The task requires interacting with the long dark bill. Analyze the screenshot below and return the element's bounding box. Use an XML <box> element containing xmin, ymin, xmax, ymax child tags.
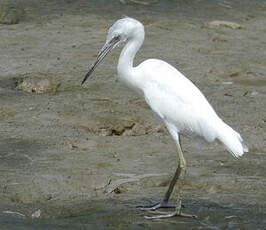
<box><xmin>81</xmin><ymin>36</ymin><xmax>120</xmax><ymax>85</ymax></box>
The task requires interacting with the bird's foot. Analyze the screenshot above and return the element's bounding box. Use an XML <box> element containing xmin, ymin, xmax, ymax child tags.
<box><xmin>144</xmin><ymin>210</ymin><xmax>197</xmax><ymax>219</ymax></box>
<box><xmin>139</xmin><ymin>200</ymin><xmax>176</xmax><ymax>211</ymax></box>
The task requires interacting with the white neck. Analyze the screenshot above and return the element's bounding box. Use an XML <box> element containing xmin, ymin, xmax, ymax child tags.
<box><xmin>117</xmin><ymin>32</ymin><xmax>144</xmax><ymax>77</ymax></box>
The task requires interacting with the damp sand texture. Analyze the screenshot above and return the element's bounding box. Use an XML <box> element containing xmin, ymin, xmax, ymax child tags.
<box><xmin>0</xmin><ymin>0</ymin><xmax>266</xmax><ymax>229</ymax></box>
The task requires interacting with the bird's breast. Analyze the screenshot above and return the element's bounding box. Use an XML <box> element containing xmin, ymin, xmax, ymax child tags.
<box><xmin>118</xmin><ymin>70</ymin><xmax>145</xmax><ymax>97</ymax></box>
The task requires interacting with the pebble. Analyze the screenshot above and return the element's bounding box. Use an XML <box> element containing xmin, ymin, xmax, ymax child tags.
<box><xmin>31</xmin><ymin>209</ymin><xmax>41</xmax><ymax>218</ymax></box>
<box><xmin>250</xmin><ymin>91</ymin><xmax>259</xmax><ymax>96</ymax></box>
<box><xmin>222</xmin><ymin>81</ymin><xmax>233</xmax><ymax>85</ymax></box>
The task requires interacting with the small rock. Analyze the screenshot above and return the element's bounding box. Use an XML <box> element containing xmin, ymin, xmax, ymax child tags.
<box><xmin>225</xmin><ymin>215</ymin><xmax>238</xmax><ymax>219</ymax></box>
<box><xmin>229</xmin><ymin>71</ymin><xmax>241</xmax><ymax>77</ymax></box>
<box><xmin>250</xmin><ymin>91</ymin><xmax>259</xmax><ymax>97</ymax></box>
<box><xmin>17</xmin><ymin>73</ymin><xmax>61</xmax><ymax>94</ymax></box>
<box><xmin>204</xmin><ymin>20</ymin><xmax>243</xmax><ymax>29</ymax></box>
<box><xmin>31</xmin><ymin>209</ymin><xmax>41</xmax><ymax>218</ymax></box>
<box><xmin>69</xmin><ymin>140</ymin><xmax>98</xmax><ymax>151</ymax></box>
<box><xmin>222</xmin><ymin>81</ymin><xmax>233</xmax><ymax>85</ymax></box>
<box><xmin>224</xmin><ymin>93</ymin><xmax>233</xmax><ymax>97</ymax></box>
<box><xmin>210</xmin><ymin>34</ymin><xmax>227</xmax><ymax>42</ymax></box>
<box><xmin>113</xmin><ymin>187</ymin><xmax>122</xmax><ymax>194</ymax></box>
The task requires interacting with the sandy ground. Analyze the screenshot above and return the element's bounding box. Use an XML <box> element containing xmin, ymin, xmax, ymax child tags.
<box><xmin>0</xmin><ymin>0</ymin><xmax>265</xmax><ymax>229</ymax></box>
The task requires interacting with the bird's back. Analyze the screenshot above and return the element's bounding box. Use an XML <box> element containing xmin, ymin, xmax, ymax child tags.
<box><xmin>135</xmin><ymin>59</ymin><xmax>220</xmax><ymax>142</ymax></box>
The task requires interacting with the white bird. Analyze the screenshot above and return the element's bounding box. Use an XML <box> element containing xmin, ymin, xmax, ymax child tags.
<box><xmin>81</xmin><ymin>17</ymin><xmax>248</xmax><ymax>219</ymax></box>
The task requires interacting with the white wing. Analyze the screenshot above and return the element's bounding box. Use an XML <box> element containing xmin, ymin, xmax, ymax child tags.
<box><xmin>135</xmin><ymin>59</ymin><xmax>221</xmax><ymax>142</ymax></box>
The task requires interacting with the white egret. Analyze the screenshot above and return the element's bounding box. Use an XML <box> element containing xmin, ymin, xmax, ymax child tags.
<box><xmin>81</xmin><ymin>17</ymin><xmax>248</xmax><ymax>219</ymax></box>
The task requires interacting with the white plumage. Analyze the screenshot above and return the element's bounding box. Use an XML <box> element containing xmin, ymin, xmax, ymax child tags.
<box><xmin>82</xmin><ymin>17</ymin><xmax>248</xmax><ymax>219</ymax></box>
<box><xmin>136</xmin><ymin>58</ymin><xmax>247</xmax><ymax>157</ymax></box>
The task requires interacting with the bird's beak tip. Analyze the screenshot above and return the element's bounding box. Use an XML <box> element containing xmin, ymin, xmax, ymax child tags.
<box><xmin>81</xmin><ymin>79</ymin><xmax>86</xmax><ymax>86</ymax></box>
<box><xmin>81</xmin><ymin>36</ymin><xmax>120</xmax><ymax>86</ymax></box>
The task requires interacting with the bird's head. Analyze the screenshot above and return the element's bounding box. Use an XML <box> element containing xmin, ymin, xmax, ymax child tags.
<box><xmin>81</xmin><ymin>17</ymin><xmax>144</xmax><ymax>85</ymax></box>
<box><xmin>107</xmin><ymin>17</ymin><xmax>144</xmax><ymax>46</ymax></box>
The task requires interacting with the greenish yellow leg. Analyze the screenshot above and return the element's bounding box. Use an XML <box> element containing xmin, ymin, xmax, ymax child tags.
<box><xmin>144</xmin><ymin>133</ymin><xmax>197</xmax><ymax>219</ymax></box>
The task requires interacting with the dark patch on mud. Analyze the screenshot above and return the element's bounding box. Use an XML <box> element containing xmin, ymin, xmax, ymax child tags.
<box><xmin>0</xmin><ymin>138</ymin><xmax>45</xmax><ymax>167</ymax></box>
<box><xmin>0</xmin><ymin>76</ymin><xmax>22</xmax><ymax>90</ymax></box>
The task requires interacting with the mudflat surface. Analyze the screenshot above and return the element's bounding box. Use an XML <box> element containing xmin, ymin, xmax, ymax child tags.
<box><xmin>0</xmin><ymin>0</ymin><xmax>265</xmax><ymax>229</ymax></box>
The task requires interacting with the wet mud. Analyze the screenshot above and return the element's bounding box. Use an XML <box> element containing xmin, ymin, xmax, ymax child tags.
<box><xmin>0</xmin><ymin>0</ymin><xmax>265</xmax><ymax>229</ymax></box>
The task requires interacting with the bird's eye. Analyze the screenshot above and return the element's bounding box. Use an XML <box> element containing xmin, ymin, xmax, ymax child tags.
<box><xmin>114</xmin><ymin>35</ymin><xmax>120</xmax><ymax>40</ymax></box>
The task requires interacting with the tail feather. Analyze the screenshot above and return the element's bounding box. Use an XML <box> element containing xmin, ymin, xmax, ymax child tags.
<box><xmin>217</xmin><ymin>122</ymin><xmax>248</xmax><ymax>158</ymax></box>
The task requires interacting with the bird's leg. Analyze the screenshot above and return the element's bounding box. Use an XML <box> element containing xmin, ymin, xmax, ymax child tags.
<box><xmin>144</xmin><ymin>133</ymin><xmax>197</xmax><ymax>219</ymax></box>
<box><xmin>140</xmin><ymin>164</ymin><xmax>181</xmax><ymax>210</ymax></box>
